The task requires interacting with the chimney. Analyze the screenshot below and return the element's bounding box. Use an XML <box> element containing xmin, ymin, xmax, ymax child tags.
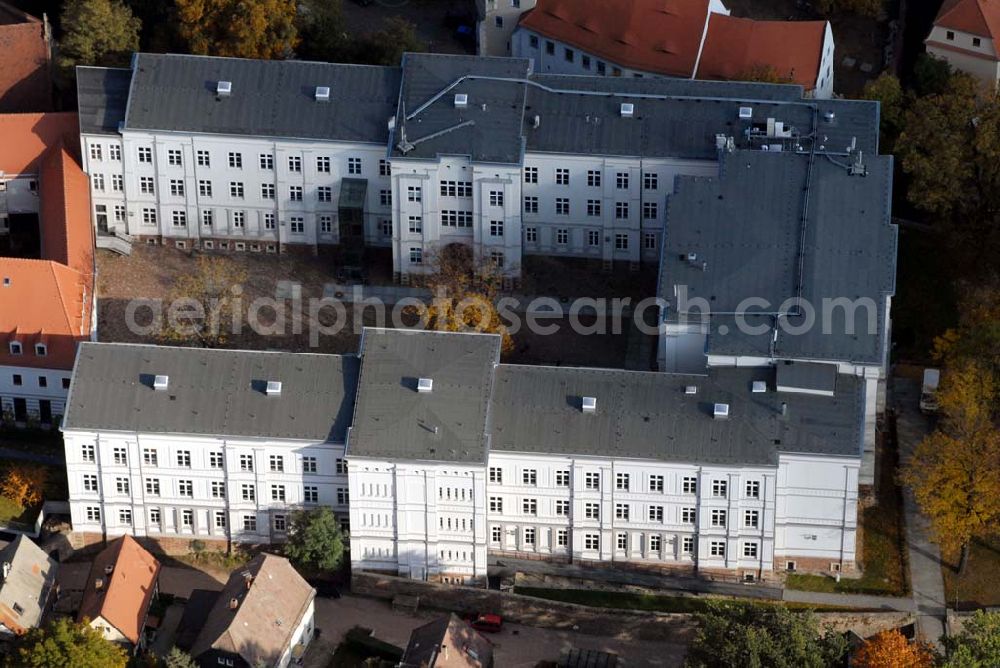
<box><xmin>95</xmin><ymin>578</ymin><xmax>104</xmax><ymax>591</ymax></box>
<box><xmin>781</xmin><ymin>402</ymin><xmax>788</xmax><ymax>417</ymax></box>
<box><xmin>104</xmin><ymin>564</ymin><xmax>114</xmax><ymax>575</ymax></box>
<box><xmin>229</xmin><ymin>597</ymin><xmax>239</xmax><ymax>610</ymax></box>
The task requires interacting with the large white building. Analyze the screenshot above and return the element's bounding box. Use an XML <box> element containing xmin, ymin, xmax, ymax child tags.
<box><xmin>925</xmin><ymin>0</ymin><xmax>1000</xmax><ymax>91</ymax></box>
<box><xmin>64</xmin><ymin>329</ymin><xmax>867</xmax><ymax>585</ymax></box>
<box><xmin>77</xmin><ymin>52</ymin><xmax>869</xmax><ymax>281</ymax></box>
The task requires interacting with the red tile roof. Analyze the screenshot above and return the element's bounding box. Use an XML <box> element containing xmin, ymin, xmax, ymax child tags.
<box><xmin>697</xmin><ymin>14</ymin><xmax>828</xmax><ymax>88</ymax></box>
<box><xmin>0</xmin><ymin>113</ymin><xmax>94</xmax><ymax>371</ymax></box>
<box><xmin>0</xmin><ymin>2</ymin><xmax>52</xmax><ymax>113</ymax></box>
<box><xmin>519</xmin><ymin>0</ymin><xmax>714</xmax><ymax>77</ymax></box>
<box><xmin>518</xmin><ymin>0</ymin><xmax>829</xmax><ymax>89</ymax></box>
<box><xmin>78</xmin><ymin>536</ymin><xmax>160</xmax><ymax>646</ymax></box>
<box><xmin>934</xmin><ymin>0</ymin><xmax>1000</xmax><ymax>41</ymax></box>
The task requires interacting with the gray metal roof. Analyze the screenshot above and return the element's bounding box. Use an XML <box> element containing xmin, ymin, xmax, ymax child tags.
<box><xmin>660</xmin><ymin>150</ymin><xmax>897</xmax><ymax>366</ymax></box>
<box><xmin>125</xmin><ymin>53</ymin><xmax>401</xmax><ymax>143</ymax></box>
<box><xmin>347</xmin><ymin>328</ymin><xmax>502</xmax><ymax>463</ymax></box>
<box><xmin>76</xmin><ymin>66</ymin><xmax>131</xmax><ymax>135</ymax></box>
<box><xmin>490</xmin><ymin>364</ymin><xmax>863</xmax><ymax>465</ymax></box>
<box><xmin>0</xmin><ymin>535</ymin><xmax>58</xmax><ymax>633</ymax></box>
<box><xmin>776</xmin><ymin>360</ymin><xmax>837</xmax><ymax>395</ymax></box>
<box><xmin>392</xmin><ymin>53</ymin><xmax>531</xmax><ymax>164</ymax></box>
<box><xmin>62</xmin><ymin>343</ymin><xmax>360</xmax><ymax>441</ymax></box>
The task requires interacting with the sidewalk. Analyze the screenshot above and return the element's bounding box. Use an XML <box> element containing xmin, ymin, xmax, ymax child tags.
<box><xmin>893</xmin><ymin>375</ymin><xmax>948</xmax><ymax>649</ymax></box>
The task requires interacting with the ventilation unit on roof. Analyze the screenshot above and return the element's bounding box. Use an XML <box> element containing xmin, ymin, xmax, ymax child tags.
<box><xmin>752</xmin><ymin>380</ymin><xmax>767</xmax><ymax>393</ymax></box>
<box><xmin>620</xmin><ymin>102</ymin><xmax>635</xmax><ymax>118</ymax></box>
<box><xmin>417</xmin><ymin>377</ymin><xmax>433</xmax><ymax>393</ymax></box>
<box><xmin>315</xmin><ymin>86</ymin><xmax>331</xmax><ymax>102</ymax></box>
<box><xmin>153</xmin><ymin>375</ymin><xmax>169</xmax><ymax>391</ymax></box>
<box><xmin>824</xmin><ymin>110</ymin><xmax>836</xmax><ymax>123</ymax></box>
<box><xmin>684</xmin><ymin>385</ymin><xmax>697</xmax><ymax>395</ymax></box>
<box><xmin>265</xmin><ymin>380</ymin><xmax>282</xmax><ymax>396</ymax></box>
<box><xmin>686</xmin><ymin>252</ymin><xmax>698</xmax><ymax>264</ymax></box>
<box><xmin>454</xmin><ymin>93</ymin><xmax>468</xmax><ymax>108</ymax></box>
<box><xmin>217</xmin><ymin>80</ymin><xmax>232</xmax><ymax>97</ymax></box>
<box><xmin>739</xmin><ymin>106</ymin><xmax>753</xmax><ymax>120</ymax></box>
<box><xmin>713</xmin><ymin>403</ymin><xmax>730</xmax><ymax>419</ymax></box>
<box><xmin>581</xmin><ymin>396</ymin><xmax>597</xmax><ymax>413</ymax></box>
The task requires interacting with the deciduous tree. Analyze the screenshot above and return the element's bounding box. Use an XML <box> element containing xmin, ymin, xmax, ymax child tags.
<box><xmin>860</xmin><ymin>72</ymin><xmax>904</xmax><ymax>151</ymax></box>
<box><xmin>0</xmin><ymin>463</ymin><xmax>49</xmax><ymax>508</ymax></box>
<box><xmin>409</xmin><ymin>244</ymin><xmax>514</xmax><ymax>353</ymax></box>
<box><xmin>356</xmin><ymin>17</ymin><xmax>426</xmax><ymax>66</ymax></box>
<box><xmin>15</xmin><ymin>617</ymin><xmax>128</xmax><ymax>668</ymax></box>
<box><xmin>942</xmin><ymin>610</ymin><xmax>1000</xmax><ymax>667</ymax></box>
<box><xmin>163</xmin><ymin>646</ymin><xmax>198</xmax><ymax>668</ymax></box>
<box><xmin>297</xmin><ymin>0</ymin><xmax>349</xmax><ymax>62</ymax></box>
<box><xmin>815</xmin><ymin>0</ymin><xmax>883</xmax><ymax>18</ymax></box>
<box><xmin>162</xmin><ymin>255</ymin><xmax>248</xmax><ymax>347</ymax></box>
<box><xmin>901</xmin><ymin>361</ymin><xmax>1000</xmax><ymax>573</ymax></box>
<box><xmin>59</xmin><ymin>0</ymin><xmax>141</xmax><ymax>69</ymax></box>
<box><xmin>283</xmin><ymin>507</ymin><xmax>345</xmax><ymax>573</ymax></box>
<box><xmin>174</xmin><ymin>0</ymin><xmax>298</xmax><ymax>59</ymax></box>
<box><xmin>853</xmin><ymin>628</ymin><xmax>935</xmax><ymax>668</ymax></box>
<box><xmin>735</xmin><ymin>64</ymin><xmax>794</xmax><ymax>85</ymax></box>
<box><xmin>685</xmin><ymin>602</ymin><xmax>848</xmax><ymax>668</ymax></box>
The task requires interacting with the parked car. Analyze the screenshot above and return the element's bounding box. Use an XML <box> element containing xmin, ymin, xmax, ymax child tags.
<box><xmin>464</xmin><ymin>613</ymin><xmax>503</xmax><ymax>633</ymax></box>
<box><xmin>920</xmin><ymin>368</ymin><xmax>940</xmax><ymax>414</ymax></box>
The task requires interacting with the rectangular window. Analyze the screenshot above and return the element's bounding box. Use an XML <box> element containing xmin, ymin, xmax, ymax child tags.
<box><xmin>112</xmin><ymin>175</ymin><xmax>124</xmax><ymax>192</ymax></box>
<box><xmin>712</xmin><ymin>480</ymin><xmax>728</xmax><ymax>498</ymax></box>
<box><xmin>289</xmin><ymin>186</ymin><xmax>303</xmax><ymax>201</ymax></box>
<box><xmin>489</xmin><ymin>190</ymin><xmax>504</xmax><ymax>207</ymax></box>
<box><xmin>585</xmin><ymin>534</ymin><xmax>599</xmax><ymax>551</ymax></box>
<box><xmin>615</xmin><ymin>203</ymin><xmax>629</xmax><ymax>220</ymax></box>
<box><xmin>546</xmin><ymin>41</ymin><xmax>555</xmax><ymax>55</ymax></box>
<box><xmin>615</xmin><ymin>233</ymin><xmax>629</xmax><ymax>250</ymax></box>
<box><xmin>586</xmin><ymin>199</ymin><xmax>601</xmax><ymax>217</ymax></box>
<box><xmin>556</xmin><ymin>199</ymin><xmax>569</xmax><ymax>216</ymax></box>
<box><xmin>649</xmin><ymin>505</ymin><xmax>664</xmax><ymax>522</ymax></box>
<box><xmin>557</xmin><ymin>529</ymin><xmax>568</xmax><ymax>547</ymax></box>
<box><xmin>230</xmin><ymin>181</ymin><xmax>244</xmax><ymax>198</ymax></box>
<box><xmin>284</xmin><ymin>155</ymin><xmax>301</xmax><ymax>172</ymax></box>
<box><xmin>150</xmin><ymin>508</ymin><xmax>161</xmax><ymax>525</ymax></box>
<box><xmin>643</xmin><ymin>172</ymin><xmax>659</xmax><ymax>190</ymax></box>
<box><xmin>335</xmin><ymin>458</ymin><xmax>347</xmax><ymax>475</ymax></box>
<box><xmin>177</xmin><ymin>450</ymin><xmax>191</xmax><ymax>467</ymax></box>
<box><xmin>211</xmin><ymin>481</ymin><xmax>226</xmax><ymax>498</ymax></box>
<box><xmin>83</xmin><ymin>474</ymin><xmax>98</xmax><ymax>492</ymax></box>
<box><xmin>616</xmin><ymin>172</ymin><xmax>629</xmax><ymax>189</ymax></box>
<box><xmin>318</xmin><ymin>186</ymin><xmax>332</xmax><ymax>203</ymax></box>
<box><xmin>524</xmin><ymin>527</ymin><xmax>535</xmax><ymax>545</ymax></box>
<box><xmin>197</xmin><ymin>150</ymin><xmax>210</xmax><ymax>167</ymax></box>
<box><xmin>271</xmin><ymin>484</ymin><xmax>286</xmax><ymax>502</ymax></box>
<box><xmin>379</xmin><ymin>189</ymin><xmax>392</xmax><ymax>206</ymax></box>
<box><xmin>143</xmin><ymin>448</ymin><xmax>158</xmax><ymax>466</ymax></box>
<box><xmin>743</xmin><ymin>542</ymin><xmax>759</xmax><ymax>558</ymax></box>
<box><xmin>522</xmin><ymin>469</ymin><xmax>537</xmax><ymax>485</ymax></box>
<box><xmin>304</xmin><ymin>485</ymin><xmax>318</xmax><ymax>504</ymax></box>
<box><xmin>491</xmin><ymin>526</ymin><xmax>502</xmax><ymax>543</ymax></box>
<box><xmin>529</xmin><ymin>34</ymin><xmax>539</xmax><ymax>49</ymax></box>
<box><xmin>744</xmin><ymin>510</ymin><xmax>760</xmax><ymax>528</ymax></box>
<box><xmin>239</xmin><ymin>454</ymin><xmax>254</xmax><ymax>471</ymax></box>
<box><xmin>585</xmin><ymin>472</ymin><xmax>600</xmax><ymax>490</ymax></box>
<box><xmin>215</xmin><ymin>512</ymin><xmax>226</xmax><ymax>529</ymax></box>
<box><xmin>408</xmin><ymin>216</ymin><xmax>422</xmax><ymax>233</ymax></box>
<box><xmin>489</xmin><ymin>496</ymin><xmax>503</xmax><ymax>513</ymax></box>
<box><xmin>615</xmin><ymin>503</ymin><xmax>629</xmax><ymax>520</ymax></box>
<box><xmin>588</xmin><ymin>230</ymin><xmax>600</xmax><ymax>247</ymax></box>
<box><xmin>337</xmin><ymin>488</ymin><xmax>349</xmax><ymax>505</ymax></box>
<box><xmin>409</xmin><ymin>247</ymin><xmax>422</xmax><ymax>265</ymax></box>
<box><xmin>584</xmin><ymin>502</ymin><xmax>599</xmax><ymax>520</ymax></box>
<box><xmin>170</xmin><ymin>179</ymin><xmax>184</xmax><ymax>196</ymax></box>
<box><xmin>682</xmin><ymin>507</ymin><xmax>696</xmax><ymax>524</ymax></box>
<box><xmin>649</xmin><ymin>475</ymin><xmax>664</xmax><ymax>492</ymax></box>
<box><xmin>379</xmin><ymin>159</ymin><xmax>390</xmax><ymax>176</ymax></box>
<box><xmin>746</xmin><ymin>480</ymin><xmax>760</xmax><ymax>498</ymax></box>
<box><xmin>260</xmin><ymin>183</ymin><xmax>275</xmax><ymax>200</ymax></box>
<box><xmin>490</xmin><ymin>220</ymin><xmax>504</xmax><ymax>237</ymax></box>
<box><xmin>682</xmin><ymin>535</ymin><xmax>694</xmax><ymax>554</ymax></box>
<box><xmin>644</xmin><ymin>232</ymin><xmax>657</xmax><ymax>250</ymax></box>
<box><xmin>145</xmin><ymin>478</ymin><xmax>160</xmax><ymax>495</ymax></box>
<box><xmin>523</xmin><ymin>498</ymin><xmax>538</xmax><ymax>515</ymax></box>
<box><xmin>290</xmin><ymin>216</ymin><xmax>304</xmax><ymax>233</ymax></box>
<box><xmin>302</xmin><ymin>456</ymin><xmax>318</xmax><ymax>473</ymax></box>
<box><xmin>181</xmin><ymin>509</ymin><xmax>193</xmax><ymax>527</ymax></box>
<box><xmin>86</xmin><ymin>506</ymin><xmax>101</xmax><ymax>522</ymax></box>
<box><xmin>586</xmin><ymin>170</ymin><xmax>601</xmax><ymax>187</ymax></box>
<box><xmin>682</xmin><ymin>477</ymin><xmax>698</xmax><ymax>494</ymax></box>
<box><xmin>244</xmin><ymin>515</ymin><xmax>257</xmax><ymax>531</ymax></box>
<box><xmin>109</xmin><ymin>144</ymin><xmax>121</xmax><ymax>161</ymax></box>
<box><xmin>202</xmin><ymin>209</ymin><xmax>213</xmax><ymax>227</ymax></box>
<box><xmin>114</xmin><ymin>204</ymin><xmax>126</xmax><ymax>221</ymax></box>
<box><xmin>241</xmin><ymin>484</ymin><xmax>255</xmax><ymax>501</ymax></box>
<box><xmin>168</xmin><ymin>149</ymin><xmax>182</xmax><ymax>166</ymax></box>
<box><xmin>555</xmin><ymin>168</ymin><xmax>569</xmax><ymax>185</ymax></box>
<box><xmin>711</xmin><ymin>509</ymin><xmax>727</xmax><ymax>527</ymax></box>
<box><xmin>650</xmin><ymin>535</ymin><xmax>662</xmax><ymax>552</ymax></box>
<box><xmin>172</xmin><ymin>210</ymin><xmax>186</xmax><ymax>227</ymax></box>
<box><xmin>264</xmin><ymin>213</ymin><xmax>276</xmax><ymax>230</ymax></box>
<box><xmin>228</xmin><ymin>152</ymin><xmax>243</xmax><ymax>168</ymax></box>
<box><xmin>259</xmin><ymin>153</ymin><xmax>274</xmax><ymax>170</ymax></box>
<box><xmin>273</xmin><ymin>514</ymin><xmax>287</xmax><ymax>531</ymax></box>
<box><xmin>489</xmin><ymin>467</ymin><xmax>502</xmax><ymax>483</ymax></box>
<box><xmin>91</xmin><ymin>174</ymin><xmax>105</xmax><ymax>191</ymax></box>
<box><xmin>564</xmin><ymin>47</ymin><xmax>574</xmax><ymax>62</ymax></box>
<box><xmin>113</xmin><ymin>447</ymin><xmax>127</xmax><ymax>465</ymax></box>
<box><xmin>142</xmin><ymin>208</ymin><xmax>157</xmax><ymax>225</ymax></box>
<box><xmin>199</xmin><ymin>180</ymin><xmax>213</xmax><ymax>197</ymax></box>
<box><xmin>347</xmin><ymin>157</ymin><xmax>361</xmax><ymax>175</ymax></box>
<box><xmin>616</xmin><ymin>473</ymin><xmax>629</xmax><ymax>491</ymax></box>
<box><xmin>119</xmin><ymin>509</ymin><xmax>132</xmax><ymax>526</ymax></box>
<box><xmin>82</xmin><ymin>444</ymin><xmax>96</xmax><ymax>462</ymax></box>
<box><xmin>616</xmin><ymin>533</ymin><xmax>628</xmax><ymax>550</ymax></box>
<box><xmin>710</xmin><ymin>541</ymin><xmax>725</xmax><ymax>557</ymax></box>
<box><xmin>380</xmin><ymin>219</ymin><xmax>392</xmax><ymax>236</ymax></box>
<box><xmin>316</xmin><ymin>156</ymin><xmax>331</xmax><ymax>173</ymax></box>
<box><xmin>178</xmin><ymin>480</ymin><xmax>193</xmax><ymax>497</ymax></box>
<box><xmin>643</xmin><ymin>202</ymin><xmax>658</xmax><ymax>220</ymax></box>
<box><xmin>555</xmin><ymin>500</ymin><xmax>569</xmax><ymax>516</ymax></box>
<box><xmin>491</xmin><ymin>249</ymin><xmax>505</xmax><ymax>269</ymax></box>
<box><xmin>269</xmin><ymin>455</ymin><xmax>284</xmax><ymax>472</ymax></box>
<box><xmin>90</xmin><ymin>144</ymin><xmax>103</xmax><ymax>161</ymax></box>
<box><xmin>407</xmin><ymin>185</ymin><xmax>422</xmax><ymax>202</ymax></box>
<box><xmin>555</xmin><ymin>470</ymin><xmax>570</xmax><ymax>486</ymax></box>
<box><xmin>138</xmin><ymin>147</ymin><xmax>152</xmax><ymax>163</ymax></box>
<box><xmin>139</xmin><ymin>176</ymin><xmax>154</xmax><ymax>194</ymax></box>
<box><xmin>525</xmin><ymin>226</ymin><xmax>537</xmax><ymax>242</ymax></box>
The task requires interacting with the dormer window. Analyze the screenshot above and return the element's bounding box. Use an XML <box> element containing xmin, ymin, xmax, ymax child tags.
<box><xmin>35</xmin><ymin>343</ymin><xmax>46</xmax><ymax>357</ymax></box>
<box><xmin>9</xmin><ymin>341</ymin><xmax>21</xmax><ymax>355</ymax></box>
<box><xmin>946</xmin><ymin>30</ymin><xmax>955</xmax><ymax>40</ymax></box>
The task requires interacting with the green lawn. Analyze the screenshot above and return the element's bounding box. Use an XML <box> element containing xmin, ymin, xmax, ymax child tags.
<box><xmin>0</xmin><ymin>495</ymin><xmax>36</xmax><ymax>529</ymax></box>
<box><xmin>513</xmin><ymin>586</ymin><xmax>851</xmax><ymax>613</ymax></box>
<box><xmin>942</xmin><ymin>537</ymin><xmax>1000</xmax><ymax>609</ymax></box>
<box><xmin>785</xmin><ymin>429</ymin><xmax>909</xmax><ymax>597</ymax></box>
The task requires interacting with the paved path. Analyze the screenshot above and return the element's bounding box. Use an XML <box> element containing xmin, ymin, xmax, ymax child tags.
<box><xmin>893</xmin><ymin>375</ymin><xmax>947</xmax><ymax>649</ymax></box>
<box><xmin>782</xmin><ymin>589</ymin><xmax>914</xmax><ymax>611</ymax></box>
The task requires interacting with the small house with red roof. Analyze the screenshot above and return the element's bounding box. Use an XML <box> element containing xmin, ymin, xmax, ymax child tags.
<box><xmin>508</xmin><ymin>0</ymin><xmax>835</xmax><ymax>98</ymax></box>
<box><xmin>925</xmin><ymin>0</ymin><xmax>1000</xmax><ymax>90</ymax></box>
<box><xmin>0</xmin><ymin>112</ymin><xmax>95</xmax><ymax>427</ymax></box>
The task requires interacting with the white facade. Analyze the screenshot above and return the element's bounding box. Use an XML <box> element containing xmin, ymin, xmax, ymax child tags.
<box><xmin>349</xmin><ymin>450</ymin><xmax>859</xmax><ymax>583</ymax></box>
<box><xmin>78</xmin><ymin>131</ymin><xmax>393</xmax><ymax>251</ymax></box>
<box><xmin>0</xmin><ymin>364</ymin><xmax>72</xmax><ymax>424</ymax></box>
<box><xmin>925</xmin><ymin>25</ymin><xmax>1000</xmax><ymax>90</ymax></box>
<box><xmin>62</xmin><ymin>429</ymin><xmax>350</xmax><ymax>544</ymax></box>
<box><xmin>477</xmin><ymin>0</ymin><xmax>537</xmax><ymax>57</ymax></box>
<box><xmin>278</xmin><ymin>598</ymin><xmax>315</xmax><ymax>668</ymax></box>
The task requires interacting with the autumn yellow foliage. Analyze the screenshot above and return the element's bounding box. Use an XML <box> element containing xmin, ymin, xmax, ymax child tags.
<box><xmin>0</xmin><ymin>464</ymin><xmax>49</xmax><ymax>508</ymax></box>
<box><xmin>853</xmin><ymin>629</ymin><xmax>935</xmax><ymax>668</ymax></box>
<box><xmin>175</xmin><ymin>0</ymin><xmax>299</xmax><ymax>59</ymax></box>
